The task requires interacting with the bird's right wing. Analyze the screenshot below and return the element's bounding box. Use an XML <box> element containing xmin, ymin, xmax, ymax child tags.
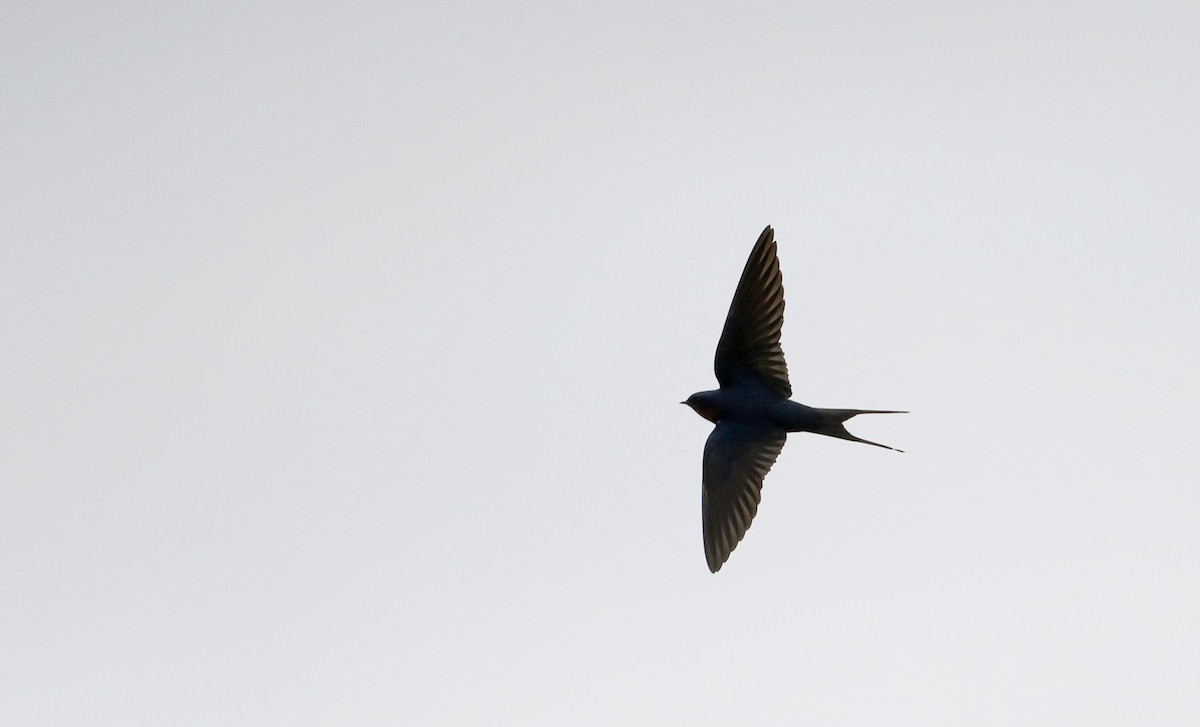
<box><xmin>702</xmin><ymin>422</ymin><xmax>787</xmax><ymax>573</ymax></box>
<box><xmin>714</xmin><ymin>226</ymin><xmax>792</xmax><ymax>398</ymax></box>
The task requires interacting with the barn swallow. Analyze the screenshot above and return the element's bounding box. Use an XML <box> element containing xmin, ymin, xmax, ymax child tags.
<box><xmin>683</xmin><ymin>226</ymin><xmax>904</xmax><ymax>572</ymax></box>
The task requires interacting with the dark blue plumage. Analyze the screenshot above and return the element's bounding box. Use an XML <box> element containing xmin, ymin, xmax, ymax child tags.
<box><xmin>683</xmin><ymin>226</ymin><xmax>904</xmax><ymax>573</ymax></box>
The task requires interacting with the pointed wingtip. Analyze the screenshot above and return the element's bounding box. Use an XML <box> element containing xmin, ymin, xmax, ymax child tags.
<box><xmin>705</xmin><ymin>551</ymin><xmax>723</xmax><ymax>573</ymax></box>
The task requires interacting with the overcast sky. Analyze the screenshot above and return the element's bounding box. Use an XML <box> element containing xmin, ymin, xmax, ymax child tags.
<box><xmin>3</xmin><ymin>1</ymin><xmax>1199</xmax><ymax>725</ymax></box>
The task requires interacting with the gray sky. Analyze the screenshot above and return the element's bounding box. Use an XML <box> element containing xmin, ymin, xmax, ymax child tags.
<box><xmin>3</xmin><ymin>1</ymin><xmax>1198</xmax><ymax>724</ymax></box>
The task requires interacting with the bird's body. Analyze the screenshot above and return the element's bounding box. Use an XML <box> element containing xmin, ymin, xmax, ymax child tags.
<box><xmin>684</xmin><ymin>387</ymin><xmax>822</xmax><ymax>431</ymax></box>
<box><xmin>683</xmin><ymin>226</ymin><xmax>904</xmax><ymax>573</ymax></box>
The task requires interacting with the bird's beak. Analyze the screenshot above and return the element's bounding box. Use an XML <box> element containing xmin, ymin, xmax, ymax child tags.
<box><xmin>680</xmin><ymin>401</ymin><xmax>687</xmax><ymax>405</ymax></box>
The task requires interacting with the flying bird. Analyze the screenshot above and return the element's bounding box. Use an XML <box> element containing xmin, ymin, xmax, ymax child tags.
<box><xmin>683</xmin><ymin>226</ymin><xmax>904</xmax><ymax>572</ymax></box>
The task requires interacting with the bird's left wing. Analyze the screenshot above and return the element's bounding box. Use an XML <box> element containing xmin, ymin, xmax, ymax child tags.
<box><xmin>714</xmin><ymin>226</ymin><xmax>792</xmax><ymax>398</ymax></box>
<box><xmin>702</xmin><ymin>421</ymin><xmax>787</xmax><ymax>573</ymax></box>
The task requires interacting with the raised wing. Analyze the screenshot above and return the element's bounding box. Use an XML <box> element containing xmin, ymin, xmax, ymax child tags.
<box><xmin>702</xmin><ymin>421</ymin><xmax>787</xmax><ymax>572</ymax></box>
<box><xmin>713</xmin><ymin>226</ymin><xmax>792</xmax><ymax>398</ymax></box>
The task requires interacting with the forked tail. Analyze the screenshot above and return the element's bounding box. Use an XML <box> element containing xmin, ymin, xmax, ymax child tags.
<box><xmin>815</xmin><ymin>409</ymin><xmax>907</xmax><ymax>452</ymax></box>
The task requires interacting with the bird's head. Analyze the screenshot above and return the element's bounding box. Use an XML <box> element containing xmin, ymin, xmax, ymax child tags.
<box><xmin>681</xmin><ymin>391</ymin><xmax>720</xmax><ymax>423</ymax></box>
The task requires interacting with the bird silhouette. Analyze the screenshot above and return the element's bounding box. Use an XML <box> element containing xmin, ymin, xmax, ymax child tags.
<box><xmin>683</xmin><ymin>225</ymin><xmax>904</xmax><ymax>572</ymax></box>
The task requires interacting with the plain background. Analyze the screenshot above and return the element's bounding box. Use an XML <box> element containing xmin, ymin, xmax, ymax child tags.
<box><xmin>3</xmin><ymin>1</ymin><xmax>1198</xmax><ymax>724</ymax></box>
